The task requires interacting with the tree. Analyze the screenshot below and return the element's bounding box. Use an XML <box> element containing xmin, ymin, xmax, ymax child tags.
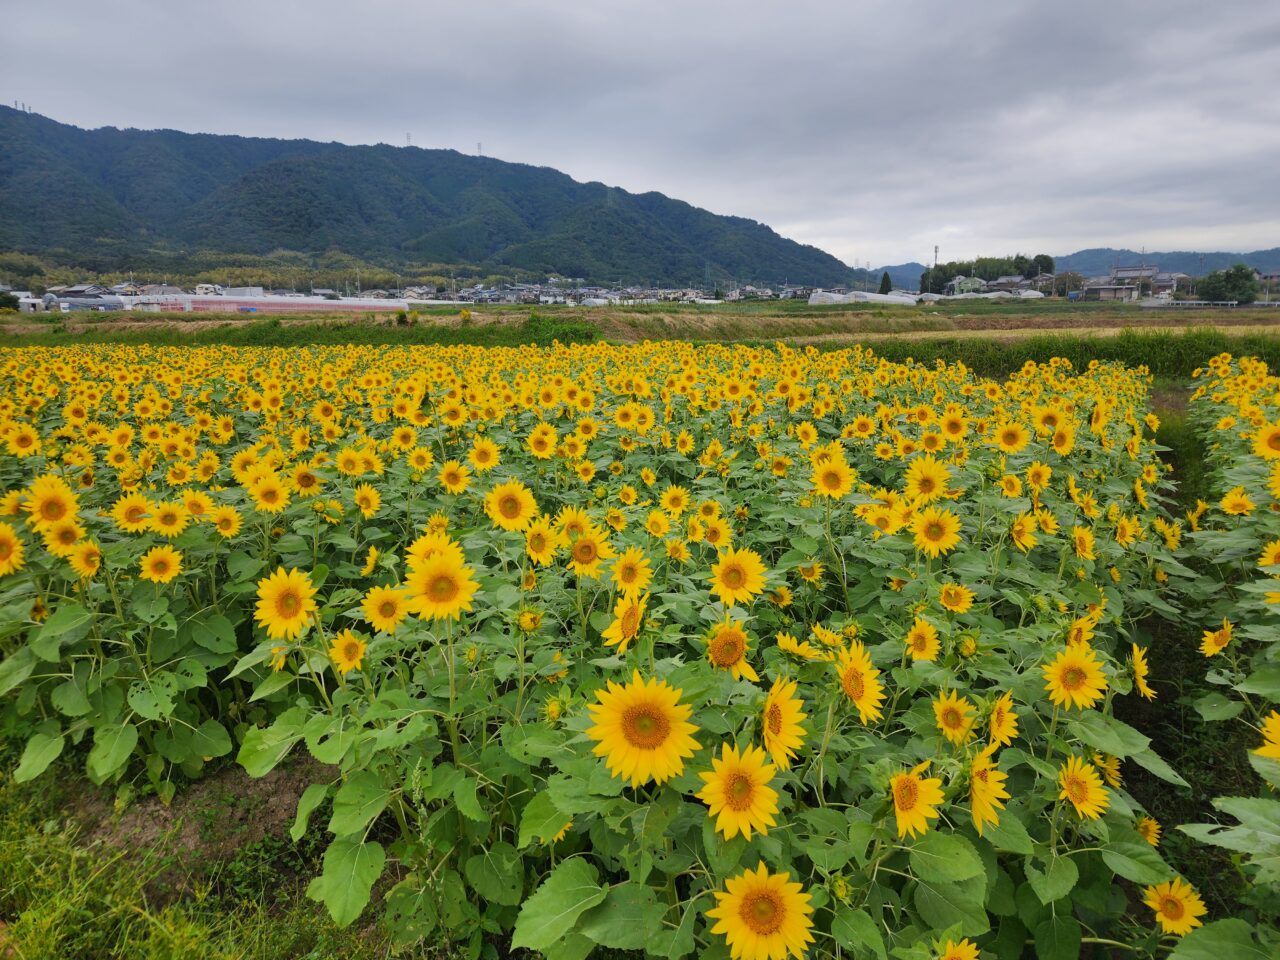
<box><xmin>878</xmin><ymin>271</ymin><xmax>892</xmax><ymax>295</ymax></box>
<box><xmin>0</xmin><ymin>292</ymin><xmax>19</xmax><ymax>310</ymax></box>
<box><xmin>1197</xmin><ymin>263</ymin><xmax>1260</xmax><ymax>304</ymax></box>
<box><xmin>1053</xmin><ymin>273</ymin><xmax>1085</xmax><ymax>297</ymax></box>
<box><xmin>1032</xmin><ymin>254</ymin><xmax>1055</xmax><ymax>276</ymax></box>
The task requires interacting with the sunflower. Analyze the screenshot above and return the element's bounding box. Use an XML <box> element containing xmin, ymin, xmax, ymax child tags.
<box><xmin>933</xmin><ymin>690</ymin><xmax>976</xmax><ymax>745</ymax></box>
<box><xmin>995</xmin><ymin>421</ymin><xmax>1030</xmax><ymax>454</ymax></box>
<box><xmin>988</xmin><ymin>691</ymin><xmax>1019</xmax><ymax>746</ymax></box>
<box><xmin>1042</xmin><ymin>645</ymin><xmax>1107</xmax><ymax>710</ymax></box>
<box><xmin>1058</xmin><ymin>755</ymin><xmax>1110</xmax><ymax>819</ymax></box>
<box><xmin>24</xmin><ymin>476</ymin><xmax>78</xmax><ymax>531</ymax></box>
<box><xmin>524</xmin><ymin>517</ymin><xmax>562</xmax><ymax>566</ymax></box>
<box><xmin>1003</xmin><ymin>512</ymin><xmax>1035</xmax><ymax>553</ymax></box>
<box><xmin>969</xmin><ymin>743</ymin><xmax>1009</xmax><ymax>835</ymax></box>
<box><xmin>706</xmin><ymin>617</ymin><xmax>759</xmax><ymax>682</ymax></box>
<box><xmin>1143</xmin><ymin>879</ymin><xmax>1206</xmax><ymax>937</ymax></box>
<box><xmin>360</xmin><ymin>546</ymin><xmax>379</xmax><ymax>576</ymax></box>
<box><xmin>602</xmin><ymin>592</ymin><xmax>648</xmax><ymax>654</ymax></box>
<box><xmin>139</xmin><ymin>544</ymin><xmax>183</xmax><ymax>584</ymax></box>
<box><xmin>696</xmin><ymin>743</ymin><xmax>779</xmax><ymax>840</ymax></box>
<box><xmin>1256</xmin><ymin>710</ymin><xmax>1280</xmax><ymax>761</ymax></box>
<box><xmin>706</xmin><ymin>862</ymin><xmax>814</xmax><ymax>960</ymax></box>
<box><xmin>1252</xmin><ymin>422</ymin><xmax>1280</xmax><ymax>460</ymax></box>
<box><xmin>938</xmin><ymin>582</ymin><xmax>974</xmax><ymax>614</ymax></box>
<box><xmin>211</xmin><ymin>505</ymin><xmax>243</xmax><ymax>538</ymax></box>
<box><xmin>405</xmin><ymin>531</ymin><xmax>464</xmax><ymax>570</ymax></box>
<box><xmin>904</xmin><ymin>618</ymin><xmax>940</xmax><ymax>661</ymax></box>
<box><xmin>1220</xmin><ymin>486</ymin><xmax>1255</xmax><ymax>516</ymax></box>
<box><xmin>904</xmin><ymin>454</ymin><xmax>950</xmax><ymax>503</ymax></box>
<box><xmin>438</xmin><ymin>459</ymin><xmax>471</xmax><ymax>494</ymax></box>
<box><xmin>566</xmin><ymin>525</ymin><xmax>614</xmax><ymax>578</ymax></box>
<box><xmin>249</xmin><ymin>474</ymin><xmax>290</xmax><ymax>514</ymax></box>
<box><xmin>776</xmin><ymin>632</ymin><xmax>821</xmax><ymax>661</ymax></box>
<box><xmin>329</xmin><ymin>629</ymin><xmax>368</xmax><ymax>675</ymax></box>
<box><xmin>709</xmin><ymin>546</ymin><xmax>767</xmax><ymax>607</ymax></box>
<box><xmin>468</xmin><ymin>436</ymin><xmax>501</xmax><ymax>471</ymax></box>
<box><xmin>890</xmin><ymin>761</ymin><xmax>944</xmax><ymax>838</ymax></box>
<box><xmin>254</xmin><ymin>567</ymin><xmax>318</xmax><ymax>640</ymax></box>
<box><xmin>1131</xmin><ymin>643</ymin><xmax>1156</xmax><ymax>700</ymax></box>
<box><xmin>936</xmin><ymin>940</ymin><xmax>979</xmax><ymax>960</ymax></box>
<box><xmin>585</xmin><ymin>671</ymin><xmax>700</xmax><ymax>787</ymax></box>
<box><xmin>484</xmin><ymin>479</ymin><xmax>538</xmax><ymax>532</ymax></box>
<box><xmin>811</xmin><ymin>457</ymin><xmax>854</xmax><ymax>499</ymax></box>
<box><xmin>6</xmin><ymin>424</ymin><xmax>40</xmax><ymax>457</ymax></box>
<box><xmin>68</xmin><ymin>540</ymin><xmax>102</xmax><ymax>579</ymax></box>
<box><xmin>611</xmin><ymin>546</ymin><xmax>652</xmax><ymax>598</ymax></box>
<box><xmin>911</xmin><ymin>507</ymin><xmax>962</xmax><ymax>558</ymax></box>
<box><xmin>353</xmin><ymin>483</ymin><xmax>382</xmax><ymax>519</ymax></box>
<box><xmin>761</xmin><ymin>676</ymin><xmax>807</xmax><ymax>769</ymax></box>
<box><xmin>404</xmin><ymin>551</ymin><xmax>479</xmax><ymax>621</ymax></box>
<box><xmin>1136</xmin><ymin>814</ymin><xmax>1162</xmax><ymax>847</ymax></box>
<box><xmin>150</xmin><ymin>500</ymin><xmax>190</xmax><ymax>538</ymax></box>
<box><xmin>836</xmin><ymin>641</ymin><xmax>885</xmax><ymax>724</ymax></box>
<box><xmin>660</xmin><ymin>484</ymin><xmax>691</xmax><ymax>516</ymax></box>
<box><xmin>362</xmin><ymin>584</ymin><xmax>409</xmax><ymax>634</ymax></box>
<box><xmin>42</xmin><ymin>518</ymin><xmax>84</xmax><ymax>557</ymax></box>
<box><xmin>1094</xmin><ymin>751</ymin><xmax>1123</xmax><ymax>788</ymax></box>
<box><xmin>0</xmin><ymin>522</ymin><xmax>26</xmax><ymax>576</ymax></box>
<box><xmin>1199</xmin><ymin>618</ymin><xmax>1233</xmax><ymax>657</ymax></box>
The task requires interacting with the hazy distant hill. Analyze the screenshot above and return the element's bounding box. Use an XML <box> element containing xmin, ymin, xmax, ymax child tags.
<box><xmin>0</xmin><ymin>107</ymin><xmax>854</xmax><ymax>286</ymax></box>
<box><xmin>1054</xmin><ymin>247</ymin><xmax>1280</xmax><ymax>277</ymax></box>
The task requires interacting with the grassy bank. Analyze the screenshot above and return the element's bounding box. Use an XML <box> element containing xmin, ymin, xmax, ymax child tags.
<box><xmin>829</xmin><ymin>327</ymin><xmax>1280</xmax><ymax>379</ymax></box>
<box><xmin>0</xmin><ymin>748</ymin><xmax>405</xmax><ymax>960</ymax></box>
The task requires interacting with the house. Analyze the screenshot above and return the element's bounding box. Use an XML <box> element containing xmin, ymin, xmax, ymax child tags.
<box><xmin>61</xmin><ymin>283</ymin><xmax>110</xmax><ymax>297</ymax></box>
<box><xmin>1111</xmin><ymin>265</ymin><xmax>1159</xmax><ymax>284</ymax></box>
<box><xmin>944</xmin><ymin>275</ymin><xmax>986</xmax><ymax>295</ymax></box>
<box><xmin>1082</xmin><ymin>282</ymin><xmax>1140</xmax><ymax>302</ymax></box>
<box><xmin>986</xmin><ymin>275</ymin><xmax>1029</xmax><ymax>293</ymax></box>
<box><xmin>110</xmin><ymin>282</ymin><xmax>141</xmax><ymax>296</ymax></box>
<box><xmin>138</xmin><ymin>284</ymin><xmax>186</xmax><ymax>296</ymax></box>
<box><xmin>1152</xmin><ymin>272</ymin><xmax>1191</xmax><ymax>295</ymax></box>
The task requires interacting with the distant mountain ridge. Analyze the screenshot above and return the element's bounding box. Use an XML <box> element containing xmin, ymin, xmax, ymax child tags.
<box><xmin>877</xmin><ymin>247</ymin><xmax>1280</xmax><ymax>291</ymax></box>
<box><xmin>0</xmin><ymin>107</ymin><xmax>854</xmax><ymax>286</ymax></box>
<box><xmin>1052</xmin><ymin>247</ymin><xmax>1280</xmax><ymax>277</ymax></box>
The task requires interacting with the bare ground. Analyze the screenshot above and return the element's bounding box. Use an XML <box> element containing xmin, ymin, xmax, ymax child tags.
<box><xmin>78</xmin><ymin>757</ymin><xmax>335</xmax><ymax>896</ymax></box>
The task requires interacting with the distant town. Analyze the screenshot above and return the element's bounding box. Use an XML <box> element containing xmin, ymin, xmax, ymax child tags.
<box><xmin>3</xmin><ymin>262</ymin><xmax>1276</xmax><ymax>315</ymax></box>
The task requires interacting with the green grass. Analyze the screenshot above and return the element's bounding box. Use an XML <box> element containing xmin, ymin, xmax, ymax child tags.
<box><xmin>0</xmin><ymin>753</ymin><xmax>414</xmax><ymax>960</ymax></box>
<box><xmin>2</xmin><ymin>312</ymin><xmax>599</xmax><ymax>348</ymax></box>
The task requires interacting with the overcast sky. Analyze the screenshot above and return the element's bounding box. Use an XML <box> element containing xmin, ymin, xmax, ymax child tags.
<box><xmin>6</xmin><ymin>0</ymin><xmax>1279</xmax><ymax>265</ymax></box>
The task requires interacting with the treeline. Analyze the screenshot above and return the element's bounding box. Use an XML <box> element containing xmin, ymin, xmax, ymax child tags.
<box><xmin>919</xmin><ymin>253</ymin><xmax>1055</xmax><ymax>294</ymax></box>
<box><xmin>0</xmin><ymin>249</ymin><xmax>534</xmax><ymax>296</ymax></box>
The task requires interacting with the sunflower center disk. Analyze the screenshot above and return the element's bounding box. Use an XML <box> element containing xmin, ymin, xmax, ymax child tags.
<box><xmin>725</xmin><ymin>773</ymin><xmax>755</xmax><ymax>810</ymax></box>
<box><xmin>740</xmin><ymin>892</ymin><xmax>784</xmax><ymax>935</ymax></box>
<box><xmin>621</xmin><ymin>706</ymin><xmax>670</xmax><ymax>749</ymax></box>
<box><xmin>894</xmin><ymin>777</ymin><xmax>918</xmax><ymax>811</ymax></box>
<box><xmin>710</xmin><ymin>634</ymin><xmax>744</xmax><ymax>666</ymax></box>
<box><xmin>429</xmin><ymin>575</ymin><xmax>459</xmax><ymax>602</ymax></box>
<box><xmin>766</xmin><ymin>704</ymin><xmax>783</xmax><ymax>734</ymax></box>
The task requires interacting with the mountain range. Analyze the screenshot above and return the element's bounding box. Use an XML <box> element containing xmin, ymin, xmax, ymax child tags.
<box><xmin>3</xmin><ymin>108</ymin><xmax>1277</xmax><ymax>290</ymax></box>
<box><xmin>0</xmin><ymin>107</ymin><xmax>852</xmax><ymax>287</ymax></box>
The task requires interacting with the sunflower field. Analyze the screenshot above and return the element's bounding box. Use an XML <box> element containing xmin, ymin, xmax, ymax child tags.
<box><xmin>1174</xmin><ymin>354</ymin><xmax>1280</xmax><ymax>937</ymax></box>
<box><xmin>0</xmin><ymin>341</ymin><xmax>1272</xmax><ymax>959</ymax></box>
